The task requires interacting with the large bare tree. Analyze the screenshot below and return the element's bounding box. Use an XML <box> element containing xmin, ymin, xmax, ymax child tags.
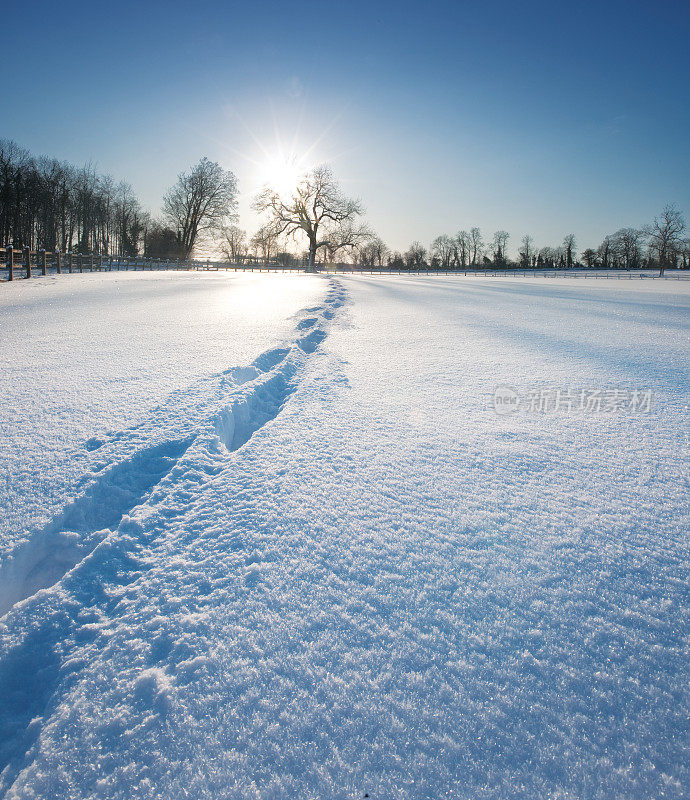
<box><xmin>253</xmin><ymin>165</ymin><xmax>363</xmax><ymax>269</ymax></box>
<box><xmin>163</xmin><ymin>157</ymin><xmax>237</xmax><ymax>258</ymax></box>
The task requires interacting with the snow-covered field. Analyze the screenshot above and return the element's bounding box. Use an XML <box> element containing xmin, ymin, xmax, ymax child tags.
<box><xmin>0</xmin><ymin>272</ymin><xmax>688</xmax><ymax>799</ymax></box>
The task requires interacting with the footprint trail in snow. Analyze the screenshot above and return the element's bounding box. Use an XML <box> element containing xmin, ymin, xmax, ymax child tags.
<box><xmin>0</xmin><ymin>280</ymin><xmax>346</xmax><ymax>619</ymax></box>
<box><xmin>0</xmin><ymin>280</ymin><xmax>347</xmax><ymax>793</ymax></box>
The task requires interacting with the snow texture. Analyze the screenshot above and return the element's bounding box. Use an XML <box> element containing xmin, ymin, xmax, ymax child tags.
<box><xmin>0</xmin><ymin>273</ymin><xmax>688</xmax><ymax>800</ymax></box>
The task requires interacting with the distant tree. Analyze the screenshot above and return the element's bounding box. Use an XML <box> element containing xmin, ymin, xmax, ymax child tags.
<box><xmin>492</xmin><ymin>230</ymin><xmax>510</xmax><ymax>266</ymax></box>
<box><xmin>220</xmin><ymin>224</ymin><xmax>247</xmax><ymax>263</ymax></box>
<box><xmin>145</xmin><ymin>221</ymin><xmax>185</xmax><ymax>258</ymax></box>
<box><xmin>388</xmin><ymin>251</ymin><xmax>405</xmax><ymax>270</ymax></box>
<box><xmin>34</xmin><ymin>156</ymin><xmax>69</xmax><ymax>251</ymax></box>
<box><xmin>405</xmin><ymin>241</ymin><xmax>427</xmax><ymax>269</ymax></box>
<box><xmin>645</xmin><ymin>204</ymin><xmax>686</xmax><ymax>275</ymax></box>
<box><xmin>163</xmin><ymin>157</ymin><xmax>237</xmax><ymax>259</ymax></box>
<box><xmin>469</xmin><ymin>227</ymin><xmax>483</xmax><ymax>266</ymax></box>
<box><xmin>254</xmin><ymin>165</ymin><xmax>363</xmax><ymax>269</ymax></box>
<box><xmin>519</xmin><ymin>234</ymin><xmax>534</xmax><ymax>268</ymax></box>
<box><xmin>597</xmin><ymin>236</ymin><xmax>612</xmax><ymax>269</ymax></box>
<box><xmin>538</xmin><ymin>246</ymin><xmax>563</xmax><ymax>269</ymax></box>
<box><xmin>455</xmin><ymin>230</ymin><xmax>470</xmax><ymax>267</ymax></box>
<box><xmin>275</xmin><ymin>250</ymin><xmax>298</xmax><ymax>267</ymax></box>
<box><xmin>431</xmin><ymin>234</ymin><xmax>455</xmax><ymax>268</ymax></box>
<box><xmin>581</xmin><ymin>248</ymin><xmax>598</xmax><ymax>268</ymax></box>
<box><xmin>322</xmin><ymin>219</ymin><xmax>372</xmax><ymax>263</ymax></box>
<box><xmin>0</xmin><ymin>139</ymin><xmax>30</xmax><ymax>246</ymax></box>
<box><xmin>563</xmin><ymin>233</ymin><xmax>576</xmax><ymax>269</ymax></box>
<box><xmin>113</xmin><ymin>181</ymin><xmax>145</xmax><ymax>256</ymax></box>
<box><xmin>72</xmin><ymin>164</ymin><xmax>101</xmax><ymax>252</ymax></box>
<box><xmin>680</xmin><ymin>238</ymin><xmax>690</xmax><ymax>269</ymax></box>
<box><xmin>610</xmin><ymin>227</ymin><xmax>645</xmax><ymax>270</ymax></box>
<box><xmin>250</xmin><ymin>222</ymin><xmax>280</xmax><ymax>263</ymax></box>
<box><xmin>359</xmin><ymin>235</ymin><xmax>389</xmax><ymax>267</ymax></box>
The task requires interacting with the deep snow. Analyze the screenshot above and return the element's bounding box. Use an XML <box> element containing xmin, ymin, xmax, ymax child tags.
<box><xmin>0</xmin><ymin>271</ymin><xmax>325</xmax><ymax>552</ymax></box>
<box><xmin>0</xmin><ymin>273</ymin><xmax>688</xmax><ymax>799</ymax></box>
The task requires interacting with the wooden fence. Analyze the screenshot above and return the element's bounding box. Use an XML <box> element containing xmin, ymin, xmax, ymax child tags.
<box><xmin>323</xmin><ymin>265</ymin><xmax>690</xmax><ymax>279</ymax></box>
<box><xmin>0</xmin><ymin>247</ymin><xmax>308</xmax><ymax>280</ymax></box>
<box><xmin>2</xmin><ymin>247</ymin><xmax>689</xmax><ymax>281</ymax></box>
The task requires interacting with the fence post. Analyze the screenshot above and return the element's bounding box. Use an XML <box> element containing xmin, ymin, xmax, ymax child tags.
<box><xmin>78</xmin><ymin>253</ymin><xmax>83</xmax><ymax>273</ymax></box>
<box><xmin>7</xmin><ymin>245</ymin><xmax>13</xmax><ymax>281</ymax></box>
<box><xmin>55</xmin><ymin>249</ymin><xmax>62</xmax><ymax>274</ymax></box>
<box><xmin>41</xmin><ymin>249</ymin><xmax>47</xmax><ymax>276</ymax></box>
<box><xmin>24</xmin><ymin>247</ymin><xmax>31</xmax><ymax>278</ymax></box>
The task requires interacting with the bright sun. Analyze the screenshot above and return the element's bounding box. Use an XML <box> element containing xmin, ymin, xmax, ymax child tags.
<box><xmin>257</xmin><ymin>152</ymin><xmax>307</xmax><ymax>199</ymax></box>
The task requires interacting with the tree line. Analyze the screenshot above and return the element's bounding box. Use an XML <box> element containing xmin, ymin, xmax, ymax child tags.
<box><xmin>0</xmin><ymin>140</ymin><xmax>234</xmax><ymax>259</ymax></box>
<box><xmin>412</xmin><ymin>210</ymin><xmax>689</xmax><ymax>274</ymax></box>
<box><xmin>1</xmin><ymin>138</ymin><xmax>687</xmax><ymax>274</ymax></box>
<box><xmin>0</xmin><ymin>139</ymin><xmax>148</xmax><ymax>255</ymax></box>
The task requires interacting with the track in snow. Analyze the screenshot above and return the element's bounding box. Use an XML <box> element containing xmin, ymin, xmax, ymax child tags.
<box><xmin>0</xmin><ymin>280</ymin><xmax>347</xmax><ymax>621</ymax></box>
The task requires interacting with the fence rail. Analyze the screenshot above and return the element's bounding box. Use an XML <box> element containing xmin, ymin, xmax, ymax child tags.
<box><xmin>1</xmin><ymin>247</ymin><xmax>689</xmax><ymax>281</ymax></box>
<box><xmin>322</xmin><ymin>266</ymin><xmax>690</xmax><ymax>279</ymax></box>
<box><xmin>0</xmin><ymin>247</ymin><xmax>312</xmax><ymax>280</ymax></box>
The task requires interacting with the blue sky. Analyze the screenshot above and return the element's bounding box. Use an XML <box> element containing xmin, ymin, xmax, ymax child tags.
<box><xmin>4</xmin><ymin>0</ymin><xmax>689</xmax><ymax>254</ymax></box>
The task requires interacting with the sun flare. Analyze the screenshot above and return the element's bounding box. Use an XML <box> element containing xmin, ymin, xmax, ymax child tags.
<box><xmin>257</xmin><ymin>152</ymin><xmax>308</xmax><ymax>199</ymax></box>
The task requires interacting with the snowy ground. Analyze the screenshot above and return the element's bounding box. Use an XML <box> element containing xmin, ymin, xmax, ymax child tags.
<box><xmin>0</xmin><ymin>272</ymin><xmax>324</xmax><ymax>552</ymax></box>
<box><xmin>0</xmin><ymin>273</ymin><xmax>688</xmax><ymax>799</ymax></box>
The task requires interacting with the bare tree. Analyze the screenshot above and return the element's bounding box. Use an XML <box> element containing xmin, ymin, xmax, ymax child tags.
<box><xmin>680</xmin><ymin>238</ymin><xmax>690</xmax><ymax>269</ymax></box>
<box><xmin>537</xmin><ymin>246</ymin><xmax>564</xmax><ymax>269</ymax></box>
<box><xmin>455</xmin><ymin>231</ymin><xmax>470</xmax><ymax>267</ymax></box>
<box><xmin>322</xmin><ymin>219</ymin><xmax>372</xmax><ymax>264</ymax></box>
<box><xmin>163</xmin><ymin>157</ymin><xmax>237</xmax><ymax>259</ymax></box>
<box><xmin>220</xmin><ymin>224</ymin><xmax>247</xmax><ymax>264</ymax></box>
<box><xmin>492</xmin><ymin>230</ymin><xmax>510</xmax><ymax>266</ymax></box>
<box><xmin>404</xmin><ymin>241</ymin><xmax>427</xmax><ymax>269</ymax></box>
<box><xmin>563</xmin><ymin>233</ymin><xmax>576</xmax><ymax>269</ymax></box>
<box><xmin>431</xmin><ymin>234</ymin><xmax>455</xmax><ymax>268</ymax></box>
<box><xmin>359</xmin><ymin>235</ymin><xmax>389</xmax><ymax>267</ymax></box>
<box><xmin>646</xmin><ymin>204</ymin><xmax>686</xmax><ymax>275</ymax></box>
<box><xmin>596</xmin><ymin>236</ymin><xmax>612</xmax><ymax>269</ymax></box>
<box><xmin>250</xmin><ymin>223</ymin><xmax>280</xmax><ymax>264</ymax></box>
<box><xmin>610</xmin><ymin>227</ymin><xmax>646</xmax><ymax>270</ymax></box>
<box><xmin>254</xmin><ymin>165</ymin><xmax>363</xmax><ymax>269</ymax></box>
<box><xmin>519</xmin><ymin>234</ymin><xmax>534</xmax><ymax>268</ymax></box>
<box><xmin>469</xmin><ymin>227</ymin><xmax>483</xmax><ymax>266</ymax></box>
<box><xmin>112</xmin><ymin>181</ymin><xmax>145</xmax><ymax>256</ymax></box>
<box><xmin>581</xmin><ymin>248</ymin><xmax>597</xmax><ymax>268</ymax></box>
<box><xmin>388</xmin><ymin>251</ymin><xmax>405</xmax><ymax>270</ymax></box>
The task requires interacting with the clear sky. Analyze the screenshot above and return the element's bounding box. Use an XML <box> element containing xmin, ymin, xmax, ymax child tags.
<box><xmin>4</xmin><ymin>0</ymin><xmax>689</xmax><ymax>255</ymax></box>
